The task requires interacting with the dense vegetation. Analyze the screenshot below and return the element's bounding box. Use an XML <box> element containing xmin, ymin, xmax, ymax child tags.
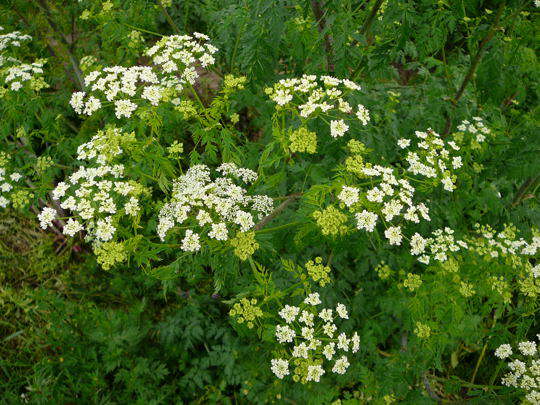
<box><xmin>0</xmin><ymin>0</ymin><xmax>539</xmax><ymax>403</ymax></box>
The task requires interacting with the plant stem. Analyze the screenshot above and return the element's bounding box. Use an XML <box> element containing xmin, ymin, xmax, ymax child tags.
<box><xmin>254</xmin><ymin>193</ymin><xmax>302</xmax><ymax>230</ymax></box>
<box><xmin>35</xmin><ymin>0</ymin><xmax>85</xmax><ymax>90</ymax></box>
<box><xmin>443</xmin><ymin>2</ymin><xmax>505</xmax><ymax>134</ymax></box>
<box><xmin>361</xmin><ymin>0</ymin><xmax>384</xmax><ymax>44</ymax></box>
<box><xmin>255</xmin><ymin>221</ymin><xmax>302</xmax><ymax>234</ymax></box>
<box><xmin>470</xmin><ymin>344</ymin><xmax>487</xmax><ymax>384</ymax></box>
<box><xmin>159</xmin><ymin>3</ymin><xmax>180</xmax><ymax>33</ymax></box>
<box><xmin>310</xmin><ymin>0</ymin><xmax>335</xmax><ymax>73</ymax></box>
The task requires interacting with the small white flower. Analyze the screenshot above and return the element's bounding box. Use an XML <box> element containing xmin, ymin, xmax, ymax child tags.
<box><xmin>356</xmin><ymin>104</ymin><xmax>370</xmax><ymax>125</ymax></box>
<box><xmin>351</xmin><ymin>332</ymin><xmax>360</xmax><ymax>353</ymax></box>
<box><xmin>330</xmin><ymin>119</ymin><xmax>349</xmax><ymax>138</ymax></box>
<box><xmin>397</xmin><ymin>138</ymin><xmax>411</xmax><ymax>148</ymax></box>
<box><xmin>292</xmin><ymin>342</ymin><xmax>309</xmax><ymax>359</ymax></box>
<box><xmin>332</xmin><ymin>355</ymin><xmax>350</xmax><ymax>374</ymax></box>
<box><xmin>299</xmin><ymin>310</ymin><xmax>314</xmax><ymax>326</ymax></box>
<box><xmin>319</xmin><ymin>308</ymin><xmax>333</xmax><ymax>322</ymax></box>
<box><xmin>208</xmin><ymin>222</ymin><xmax>228</xmax><ymax>240</ymax></box>
<box><xmin>336</xmin><ymin>303</ymin><xmax>349</xmax><ymax>319</ymax></box>
<box><xmin>270</xmin><ymin>359</ymin><xmax>289</xmax><ymax>379</ymax></box>
<box><xmin>518</xmin><ymin>341</ymin><xmax>537</xmax><ymax>356</ymax></box>
<box><xmin>320</xmin><ymin>322</ymin><xmax>335</xmax><ymax>337</ymax></box>
<box><xmin>355</xmin><ymin>210</ymin><xmax>378</xmax><ymax>232</ymax></box>
<box><xmin>338</xmin><ymin>186</ymin><xmax>359</xmax><ymax>207</ymax></box>
<box><xmin>275</xmin><ymin>325</ymin><xmax>295</xmax><ymax>343</ymax></box>
<box><xmin>384</xmin><ymin>226</ymin><xmax>403</xmax><ymax>246</ymax></box>
<box><xmin>181</xmin><ymin>229</ymin><xmax>201</xmax><ymax>252</ymax></box>
<box><xmin>279</xmin><ymin>305</ymin><xmax>300</xmax><ymax>323</ymax></box>
<box><xmin>38</xmin><ymin>207</ymin><xmax>56</xmax><ymax>229</ymax></box>
<box><xmin>114</xmin><ymin>99</ymin><xmax>137</xmax><ymax>118</ymax></box>
<box><xmin>304</xmin><ymin>292</ymin><xmax>322</xmax><ymax>306</ymax></box>
<box><xmin>124</xmin><ymin>197</ymin><xmax>140</xmax><ymax>216</ymax></box>
<box><xmin>337</xmin><ymin>332</ymin><xmax>350</xmax><ymax>351</ymax></box>
<box><xmin>305</xmin><ymin>365</ymin><xmax>325</xmax><ymax>382</ymax></box>
<box><xmin>62</xmin><ymin>218</ymin><xmax>83</xmax><ymax>236</ymax></box>
<box><xmin>323</xmin><ymin>343</ymin><xmax>336</xmax><ymax>360</ymax></box>
<box><xmin>10</xmin><ymin>172</ymin><xmax>22</xmax><ymax>182</ymax></box>
<box><xmin>1</xmin><ymin>183</ymin><xmax>12</xmax><ymax>192</ymax></box>
<box><xmin>494</xmin><ymin>344</ymin><xmax>513</xmax><ymax>359</ymax></box>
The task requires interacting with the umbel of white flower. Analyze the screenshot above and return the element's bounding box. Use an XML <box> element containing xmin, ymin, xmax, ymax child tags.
<box><xmin>69</xmin><ymin>33</ymin><xmax>218</xmax><ymax>118</ymax></box>
<box><xmin>0</xmin><ymin>28</ymin><xmax>47</xmax><ymax>92</ymax></box>
<box><xmin>399</xmin><ymin>118</ymin><xmax>490</xmax><ymax>192</ymax></box>
<box><xmin>410</xmin><ymin>224</ymin><xmax>539</xmax><ymax>265</ymax></box>
<box><xmin>157</xmin><ymin>163</ymin><xmax>273</xmax><ymax>252</ymax></box>
<box><xmin>494</xmin><ymin>335</ymin><xmax>540</xmax><ymax>405</ymax></box>
<box><xmin>336</xmin><ymin>164</ymin><xmax>431</xmax><ymax>245</ymax></box>
<box><xmin>271</xmin><ymin>292</ymin><xmax>359</xmax><ymax>384</ymax></box>
<box><xmin>44</xmin><ymin>163</ymin><xmax>141</xmax><ymax>242</ymax></box>
<box><xmin>265</xmin><ymin>74</ymin><xmax>370</xmax><ymax>146</ymax></box>
<box><xmin>0</xmin><ymin>165</ymin><xmax>24</xmax><ymax>209</ymax></box>
<box><xmin>39</xmin><ymin>127</ymin><xmax>143</xmax><ymax>243</ymax></box>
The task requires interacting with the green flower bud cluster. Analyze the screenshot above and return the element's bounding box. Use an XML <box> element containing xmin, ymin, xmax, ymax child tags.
<box><xmin>304</xmin><ymin>257</ymin><xmax>331</xmax><ymax>286</ymax></box>
<box><xmin>11</xmin><ymin>189</ymin><xmax>33</xmax><ymax>210</ymax></box>
<box><xmin>175</xmin><ymin>100</ymin><xmax>198</xmax><ymax>120</ymax></box>
<box><xmin>93</xmin><ymin>241</ymin><xmax>127</xmax><ymax>270</ymax></box>
<box><xmin>167</xmin><ymin>141</ymin><xmax>183</xmax><ymax>156</ymax></box>
<box><xmin>402</xmin><ymin>273</ymin><xmax>422</xmax><ymax>291</ymax></box>
<box><xmin>35</xmin><ymin>156</ymin><xmax>53</xmax><ymax>175</ymax></box>
<box><xmin>289</xmin><ymin>127</ymin><xmax>317</xmax><ymax>154</ymax></box>
<box><xmin>313</xmin><ymin>206</ymin><xmax>349</xmax><ymax>236</ymax></box>
<box><xmin>229</xmin><ymin>298</ymin><xmax>263</xmax><ymax>329</ymax></box>
<box><xmin>414</xmin><ymin>322</ymin><xmax>431</xmax><ymax>339</ymax></box>
<box><xmin>375</xmin><ymin>262</ymin><xmax>392</xmax><ymax>280</ymax></box>
<box><xmin>230</xmin><ymin>231</ymin><xmax>259</xmax><ymax>261</ymax></box>
<box><xmin>223</xmin><ymin>75</ymin><xmax>247</xmax><ymax>92</ymax></box>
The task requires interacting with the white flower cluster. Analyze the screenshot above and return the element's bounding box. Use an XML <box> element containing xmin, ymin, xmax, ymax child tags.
<box><xmin>408</xmin><ymin>227</ymin><xmax>467</xmax><ymax>264</ymax></box>
<box><xmin>265</xmin><ymin>74</ymin><xmax>370</xmax><ymax>140</ymax></box>
<box><xmin>157</xmin><ymin>163</ymin><xmax>273</xmax><ymax>251</ymax></box>
<box><xmin>337</xmin><ymin>164</ymin><xmax>430</xmax><ymax>245</ymax></box>
<box><xmin>0</xmin><ymin>28</ymin><xmax>46</xmax><ymax>92</ymax></box>
<box><xmin>76</xmin><ymin>126</ymin><xmax>135</xmax><ymax>164</ymax></box>
<box><xmin>0</xmin><ymin>28</ymin><xmax>31</xmax><ymax>53</ymax></box>
<box><xmin>456</xmin><ymin>117</ymin><xmax>490</xmax><ymax>143</ymax></box>
<box><xmin>144</xmin><ymin>32</ymin><xmax>217</xmax><ymax>85</ymax></box>
<box><xmin>0</xmin><ymin>164</ymin><xmax>24</xmax><ymax>209</ymax></box>
<box><xmin>70</xmin><ymin>33</ymin><xmax>217</xmax><ymax>118</ymax></box>
<box><xmin>271</xmin><ymin>292</ymin><xmax>359</xmax><ymax>383</ymax></box>
<box><xmin>400</xmin><ymin>118</ymin><xmax>490</xmax><ymax>192</ymax></box>
<box><xmin>4</xmin><ymin>60</ymin><xmax>45</xmax><ymax>91</ymax></box>
<box><xmin>42</xmin><ymin>164</ymin><xmax>142</xmax><ymax>241</ymax></box>
<box><xmin>471</xmin><ymin>224</ymin><xmax>540</xmax><ymax>258</ymax></box>
<box><xmin>401</xmin><ymin>128</ymin><xmax>464</xmax><ymax>192</ymax></box>
<box><xmin>410</xmin><ymin>224</ymin><xmax>540</xmax><ymax>265</ymax></box>
<box><xmin>39</xmin><ymin>128</ymin><xmax>143</xmax><ymax>241</ymax></box>
<box><xmin>495</xmin><ymin>336</ymin><xmax>540</xmax><ymax>405</ymax></box>
<box><xmin>70</xmin><ymin>66</ymin><xmax>159</xmax><ymax>118</ymax></box>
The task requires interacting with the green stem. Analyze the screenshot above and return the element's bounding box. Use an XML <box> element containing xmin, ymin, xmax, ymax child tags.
<box><xmin>255</xmin><ymin>221</ymin><xmax>302</xmax><ymax>234</ymax></box>
<box><xmin>121</xmin><ymin>22</ymin><xmax>164</xmax><ymax>37</ymax></box>
<box><xmin>159</xmin><ymin>3</ymin><xmax>181</xmax><ymax>33</ymax></box>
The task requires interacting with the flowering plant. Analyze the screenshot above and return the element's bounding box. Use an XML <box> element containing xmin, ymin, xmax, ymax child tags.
<box><xmin>0</xmin><ymin>1</ymin><xmax>538</xmax><ymax>403</ymax></box>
